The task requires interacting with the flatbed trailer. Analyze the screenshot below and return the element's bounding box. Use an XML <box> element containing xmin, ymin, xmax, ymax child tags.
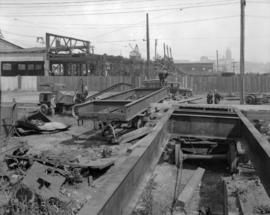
<box><xmin>72</xmin><ymin>87</ymin><xmax>169</xmax><ymax>140</ymax></box>
<box><xmin>73</xmin><ymin>87</ymin><xmax>168</xmax><ymax>122</ymax></box>
<box><xmin>85</xmin><ymin>82</ymin><xmax>132</xmax><ymax>101</ymax></box>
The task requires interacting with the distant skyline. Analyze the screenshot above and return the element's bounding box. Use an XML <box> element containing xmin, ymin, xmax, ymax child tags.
<box><xmin>0</xmin><ymin>0</ymin><xmax>270</xmax><ymax>63</ymax></box>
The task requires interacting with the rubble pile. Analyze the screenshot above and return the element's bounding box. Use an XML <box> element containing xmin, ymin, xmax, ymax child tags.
<box><xmin>0</xmin><ymin>141</ymin><xmax>115</xmax><ymax>215</ymax></box>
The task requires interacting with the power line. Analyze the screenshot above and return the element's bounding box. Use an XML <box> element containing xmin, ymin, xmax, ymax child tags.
<box><xmin>0</xmin><ymin>1</ymin><xmax>238</xmax><ymax>17</ymax></box>
<box><xmin>1</xmin><ymin>14</ymin><xmax>240</xmax><ymax>41</ymax></box>
<box><xmin>246</xmin><ymin>15</ymin><xmax>270</xmax><ymax>19</ymax></box>
<box><xmin>0</xmin><ymin>0</ymin><xmax>233</xmax><ymax>6</ymax></box>
<box><xmin>0</xmin><ymin>0</ymin><xmax>236</xmax><ymax>11</ymax></box>
<box><xmin>0</xmin><ymin>1</ymin><xmax>235</xmax><ymax>15</ymax></box>
<box><xmin>247</xmin><ymin>1</ymin><xmax>270</xmax><ymax>4</ymax></box>
<box><xmin>1</xmin><ymin>29</ymin><xmax>41</xmax><ymax>38</ymax></box>
<box><xmin>0</xmin><ymin>14</ymin><xmax>239</xmax><ymax>30</ymax></box>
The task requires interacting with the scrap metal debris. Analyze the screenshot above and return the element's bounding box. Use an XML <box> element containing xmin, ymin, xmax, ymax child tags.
<box><xmin>16</xmin><ymin>111</ymin><xmax>70</xmax><ymax>135</ymax></box>
<box><xmin>0</xmin><ymin>138</ymin><xmax>115</xmax><ymax>214</ymax></box>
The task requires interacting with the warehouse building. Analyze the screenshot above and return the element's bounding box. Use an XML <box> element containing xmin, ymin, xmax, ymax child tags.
<box><xmin>175</xmin><ymin>61</ymin><xmax>214</xmax><ymax>75</ymax></box>
<box><xmin>0</xmin><ymin>33</ymin><xmax>145</xmax><ymax>77</ymax></box>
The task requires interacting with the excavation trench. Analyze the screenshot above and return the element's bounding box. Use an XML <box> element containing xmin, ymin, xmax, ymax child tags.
<box><xmin>132</xmin><ymin>105</ymin><xmax>270</xmax><ymax>215</ymax></box>
<box><xmin>132</xmin><ymin>136</ymin><xmax>231</xmax><ymax>215</ymax></box>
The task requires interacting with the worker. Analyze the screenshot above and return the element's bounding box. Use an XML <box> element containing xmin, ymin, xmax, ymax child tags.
<box><xmin>214</xmin><ymin>89</ymin><xmax>222</xmax><ymax>104</ymax></box>
<box><xmin>158</xmin><ymin>66</ymin><xmax>169</xmax><ymax>87</ymax></box>
<box><xmin>50</xmin><ymin>94</ymin><xmax>56</xmax><ymax>115</ymax></box>
<box><xmin>207</xmin><ymin>91</ymin><xmax>213</xmax><ymax>104</ymax></box>
<box><xmin>169</xmin><ymin>83</ymin><xmax>178</xmax><ymax>100</ymax></box>
<box><xmin>83</xmin><ymin>85</ymin><xmax>88</xmax><ymax>100</ymax></box>
<box><xmin>74</xmin><ymin>89</ymin><xmax>80</xmax><ymax>104</ymax></box>
<box><xmin>207</xmin><ymin>90</ymin><xmax>221</xmax><ymax>104</ymax></box>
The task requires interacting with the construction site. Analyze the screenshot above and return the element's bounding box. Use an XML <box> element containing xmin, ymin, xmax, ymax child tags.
<box><xmin>1</xmin><ymin>0</ymin><xmax>270</xmax><ymax>214</ymax></box>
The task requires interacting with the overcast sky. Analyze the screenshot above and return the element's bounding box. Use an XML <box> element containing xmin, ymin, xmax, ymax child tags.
<box><xmin>0</xmin><ymin>0</ymin><xmax>270</xmax><ymax>62</ymax></box>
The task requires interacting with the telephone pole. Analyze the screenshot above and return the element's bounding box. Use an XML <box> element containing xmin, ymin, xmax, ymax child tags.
<box><xmin>216</xmin><ymin>50</ymin><xmax>219</xmax><ymax>72</ymax></box>
<box><xmin>240</xmin><ymin>0</ymin><xmax>246</xmax><ymax>104</ymax></box>
<box><xmin>166</xmin><ymin>45</ymin><xmax>169</xmax><ymax>59</ymax></box>
<box><xmin>146</xmin><ymin>13</ymin><xmax>150</xmax><ymax>79</ymax></box>
<box><xmin>154</xmin><ymin>39</ymin><xmax>157</xmax><ymax>60</ymax></box>
<box><xmin>232</xmin><ymin>61</ymin><xmax>237</xmax><ymax>73</ymax></box>
<box><xmin>163</xmin><ymin>43</ymin><xmax>166</xmax><ymax>58</ymax></box>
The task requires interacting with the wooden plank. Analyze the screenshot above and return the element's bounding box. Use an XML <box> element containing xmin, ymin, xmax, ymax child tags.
<box><xmin>176</xmin><ymin>167</ymin><xmax>205</xmax><ymax>208</ymax></box>
<box><xmin>118</xmin><ymin>127</ymin><xmax>152</xmax><ymax>144</ymax></box>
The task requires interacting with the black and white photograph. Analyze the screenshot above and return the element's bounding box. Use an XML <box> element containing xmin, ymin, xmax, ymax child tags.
<box><xmin>0</xmin><ymin>0</ymin><xmax>270</xmax><ymax>214</ymax></box>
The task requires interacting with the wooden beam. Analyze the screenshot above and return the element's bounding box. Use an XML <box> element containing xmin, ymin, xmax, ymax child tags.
<box><xmin>177</xmin><ymin>167</ymin><xmax>205</xmax><ymax>208</ymax></box>
<box><xmin>119</xmin><ymin>127</ymin><xmax>152</xmax><ymax>144</ymax></box>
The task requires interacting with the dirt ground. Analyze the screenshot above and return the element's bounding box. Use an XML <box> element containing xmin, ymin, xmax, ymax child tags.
<box><xmin>224</xmin><ymin>163</ymin><xmax>270</xmax><ymax>215</ymax></box>
<box><xmin>133</xmin><ymin>155</ymin><xmax>270</xmax><ymax>215</ymax></box>
<box><xmin>133</xmin><ymin>159</ymin><xmax>229</xmax><ymax>215</ymax></box>
<box><xmin>0</xmin><ymin>111</ymin><xmax>135</xmax><ymax>214</ymax></box>
<box><xmin>2</xmin><ymin>90</ymin><xmax>270</xmax><ymax>215</ymax></box>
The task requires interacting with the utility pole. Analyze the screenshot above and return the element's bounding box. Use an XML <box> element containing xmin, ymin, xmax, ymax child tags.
<box><xmin>154</xmin><ymin>39</ymin><xmax>157</xmax><ymax>60</ymax></box>
<box><xmin>232</xmin><ymin>61</ymin><xmax>236</xmax><ymax>73</ymax></box>
<box><xmin>163</xmin><ymin>43</ymin><xmax>166</xmax><ymax>58</ymax></box>
<box><xmin>146</xmin><ymin>13</ymin><xmax>150</xmax><ymax>79</ymax></box>
<box><xmin>240</xmin><ymin>0</ymin><xmax>246</xmax><ymax>104</ymax></box>
<box><xmin>166</xmin><ymin>45</ymin><xmax>169</xmax><ymax>59</ymax></box>
<box><xmin>216</xmin><ymin>50</ymin><xmax>219</xmax><ymax>72</ymax></box>
<box><xmin>170</xmin><ymin>47</ymin><xmax>172</xmax><ymax>59</ymax></box>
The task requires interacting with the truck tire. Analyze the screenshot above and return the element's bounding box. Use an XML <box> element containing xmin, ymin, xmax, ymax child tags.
<box><xmin>40</xmin><ymin>104</ymin><xmax>49</xmax><ymax>115</ymax></box>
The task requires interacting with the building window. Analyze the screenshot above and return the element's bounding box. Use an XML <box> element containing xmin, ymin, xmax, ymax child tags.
<box><xmin>18</xmin><ymin>64</ymin><xmax>26</xmax><ymax>70</ymax></box>
<box><xmin>2</xmin><ymin>63</ymin><xmax>12</xmax><ymax>70</ymax></box>
<box><xmin>28</xmin><ymin>64</ymin><xmax>34</xmax><ymax>70</ymax></box>
<box><xmin>35</xmin><ymin>64</ymin><xmax>43</xmax><ymax>70</ymax></box>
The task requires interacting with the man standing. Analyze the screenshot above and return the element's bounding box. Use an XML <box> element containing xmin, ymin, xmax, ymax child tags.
<box><xmin>158</xmin><ymin>65</ymin><xmax>169</xmax><ymax>87</ymax></box>
<box><xmin>214</xmin><ymin>89</ymin><xmax>221</xmax><ymax>104</ymax></box>
<box><xmin>50</xmin><ymin>94</ymin><xmax>56</xmax><ymax>115</ymax></box>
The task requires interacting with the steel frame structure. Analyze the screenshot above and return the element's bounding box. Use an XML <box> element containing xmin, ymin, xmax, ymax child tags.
<box><xmin>46</xmin><ymin>33</ymin><xmax>90</xmax><ymax>57</ymax></box>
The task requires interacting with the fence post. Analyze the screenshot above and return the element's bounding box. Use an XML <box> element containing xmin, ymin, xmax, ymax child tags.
<box><xmin>17</xmin><ymin>75</ymin><xmax>21</xmax><ymax>90</ymax></box>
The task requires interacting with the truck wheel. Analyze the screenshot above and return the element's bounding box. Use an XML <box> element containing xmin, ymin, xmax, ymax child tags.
<box><xmin>40</xmin><ymin>104</ymin><xmax>49</xmax><ymax>115</ymax></box>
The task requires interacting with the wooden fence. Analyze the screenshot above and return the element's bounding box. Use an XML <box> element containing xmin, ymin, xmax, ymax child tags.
<box><xmin>191</xmin><ymin>74</ymin><xmax>270</xmax><ymax>94</ymax></box>
<box><xmin>3</xmin><ymin>73</ymin><xmax>270</xmax><ymax>94</ymax></box>
<box><xmin>37</xmin><ymin>75</ymin><xmax>141</xmax><ymax>91</ymax></box>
